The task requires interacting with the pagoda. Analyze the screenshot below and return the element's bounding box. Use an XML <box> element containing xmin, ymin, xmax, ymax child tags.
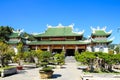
<box><xmin>90</xmin><ymin>27</ymin><xmax>113</xmax><ymax>53</ymax></box>
<box><xmin>27</xmin><ymin>24</ymin><xmax>90</xmax><ymax>56</ymax></box>
<box><xmin>7</xmin><ymin>29</ymin><xmax>24</xmax><ymax>53</ymax></box>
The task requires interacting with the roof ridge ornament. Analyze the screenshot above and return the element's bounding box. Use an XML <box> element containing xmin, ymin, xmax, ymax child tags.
<box><xmin>47</xmin><ymin>24</ymin><xmax>52</xmax><ymax>28</ymax></box>
<box><xmin>69</xmin><ymin>23</ymin><xmax>74</xmax><ymax>28</ymax></box>
<box><xmin>57</xmin><ymin>23</ymin><xmax>63</xmax><ymax>28</ymax></box>
<box><xmin>12</xmin><ymin>29</ymin><xmax>24</xmax><ymax>34</ymax></box>
<box><xmin>97</xmin><ymin>26</ymin><xmax>100</xmax><ymax>30</ymax></box>
<box><xmin>102</xmin><ymin>26</ymin><xmax>106</xmax><ymax>31</ymax></box>
<box><xmin>91</xmin><ymin>26</ymin><xmax>95</xmax><ymax>33</ymax></box>
<box><xmin>72</xmin><ymin>29</ymin><xmax>84</xmax><ymax>34</ymax></box>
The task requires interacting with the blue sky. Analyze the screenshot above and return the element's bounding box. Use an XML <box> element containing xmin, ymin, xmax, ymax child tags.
<box><xmin>0</xmin><ymin>0</ymin><xmax>120</xmax><ymax>44</ymax></box>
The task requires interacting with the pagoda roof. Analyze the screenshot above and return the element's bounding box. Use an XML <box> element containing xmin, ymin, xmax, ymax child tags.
<box><xmin>27</xmin><ymin>40</ymin><xmax>90</xmax><ymax>45</ymax></box>
<box><xmin>91</xmin><ymin>39</ymin><xmax>112</xmax><ymax>43</ymax></box>
<box><xmin>9</xmin><ymin>29</ymin><xmax>24</xmax><ymax>38</ymax></box>
<box><xmin>9</xmin><ymin>33</ymin><xmax>20</xmax><ymax>38</ymax></box>
<box><xmin>7</xmin><ymin>41</ymin><xmax>19</xmax><ymax>44</ymax></box>
<box><xmin>33</xmin><ymin>24</ymin><xmax>84</xmax><ymax>37</ymax></box>
<box><xmin>91</xmin><ymin>27</ymin><xmax>112</xmax><ymax>37</ymax></box>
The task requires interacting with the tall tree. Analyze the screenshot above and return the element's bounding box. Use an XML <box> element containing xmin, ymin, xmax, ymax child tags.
<box><xmin>0</xmin><ymin>26</ymin><xmax>13</xmax><ymax>41</ymax></box>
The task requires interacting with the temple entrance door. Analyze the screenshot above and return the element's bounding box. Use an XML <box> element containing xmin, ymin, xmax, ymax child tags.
<box><xmin>66</xmin><ymin>49</ymin><xmax>75</xmax><ymax>56</ymax></box>
<box><xmin>52</xmin><ymin>49</ymin><xmax>62</xmax><ymax>54</ymax></box>
<box><xmin>42</xmin><ymin>49</ymin><xmax>47</xmax><ymax>51</ymax></box>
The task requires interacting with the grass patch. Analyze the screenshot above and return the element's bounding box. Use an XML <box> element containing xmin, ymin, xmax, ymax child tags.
<box><xmin>0</xmin><ymin>66</ymin><xmax>16</xmax><ymax>71</ymax></box>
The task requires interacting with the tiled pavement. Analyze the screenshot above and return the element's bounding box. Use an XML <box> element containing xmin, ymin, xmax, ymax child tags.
<box><xmin>0</xmin><ymin>57</ymin><xmax>120</xmax><ymax>80</ymax></box>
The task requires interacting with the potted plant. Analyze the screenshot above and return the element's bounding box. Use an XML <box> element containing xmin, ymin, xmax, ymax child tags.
<box><xmin>39</xmin><ymin>62</ymin><xmax>53</xmax><ymax>79</ymax></box>
<box><xmin>39</xmin><ymin>51</ymin><xmax>54</xmax><ymax>79</ymax></box>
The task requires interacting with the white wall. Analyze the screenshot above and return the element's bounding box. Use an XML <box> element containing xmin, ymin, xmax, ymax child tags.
<box><xmin>86</xmin><ymin>45</ymin><xmax>92</xmax><ymax>52</ymax></box>
<box><xmin>13</xmin><ymin>45</ymin><xmax>18</xmax><ymax>54</ymax></box>
<box><xmin>93</xmin><ymin>44</ymin><xmax>108</xmax><ymax>53</ymax></box>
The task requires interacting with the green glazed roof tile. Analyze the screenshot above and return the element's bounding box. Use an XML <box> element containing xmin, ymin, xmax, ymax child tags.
<box><xmin>9</xmin><ymin>33</ymin><xmax>20</xmax><ymax>38</ymax></box>
<box><xmin>7</xmin><ymin>41</ymin><xmax>19</xmax><ymax>44</ymax></box>
<box><xmin>92</xmin><ymin>30</ymin><xmax>111</xmax><ymax>36</ymax></box>
<box><xmin>34</xmin><ymin>27</ymin><xmax>83</xmax><ymax>37</ymax></box>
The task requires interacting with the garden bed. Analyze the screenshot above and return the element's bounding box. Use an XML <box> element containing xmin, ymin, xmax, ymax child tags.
<box><xmin>0</xmin><ymin>66</ymin><xmax>17</xmax><ymax>77</ymax></box>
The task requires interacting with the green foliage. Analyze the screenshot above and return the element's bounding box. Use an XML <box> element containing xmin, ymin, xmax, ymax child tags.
<box><xmin>41</xmin><ymin>51</ymin><xmax>52</xmax><ymax>60</ymax></box>
<box><xmin>40</xmin><ymin>51</ymin><xmax>52</xmax><ymax>66</ymax></box>
<box><xmin>22</xmin><ymin>32</ymin><xmax>36</xmax><ymax>41</ymax></box>
<box><xmin>109</xmin><ymin>50</ymin><xmax>114</xmax><ymax>54</ymax></box>
<box><xmin>40</xmin><ymin>51</ymin><xmax>53</xmax><ymax>72</ymax></box>
<box><xmin>114</xmin><ymin>46</ymin><xmax>119</xmax><ymax>54</ymax></box>
<box><xmin>24</xmin><ymin>51</ymin><xmax>34</xmax><ymax>63</ymax></box>
<box><xmin>75</xmin><ymin>51</ymin><xmax>120</xmax><ymax>72</ymax></box>
<box><xmin>76</xmin><ymin>51</ymin><xmax>96</xmax><ymax>65</ymax></box>
<box><xmin>74</xmin><ymin>51</ymin><xmax>80</xmax><ymax>61</ymax></box>
<box><xmin>0</xmin><ymin>41</ymin><xmax>15</xmax><ymax>67</ymax></box>
<box><xmin>17</xmin><ymin>43</ymin><xmax>24</xmax><ymax>53</ymax></box>
<box><xmin>0</xmin><ymin>26</ymin><xmax>13</xmax><ymax>41</ymax></box>
<box><xmin>114</xmin><ymin>54</ymin><xmax>120</xmax><ymax>63</ymax></box>
<box><xmin>54</xmin><ymin>52</ymin><xmax>65</xmax><ymax>65</ymax></box>
<box><xmin>14</xmin><ymin>43</ymin><xmax>25</xmax><ymax>66</ymax></box>
<box><xmin>40</xmin><ymin>66</ymin><xmax>53</xmax><ymax>72</ymax></box>
<box><xmin>33</xmin><ymin>49</ymin><xmax>42</xmax><ymax>59</ymax></box>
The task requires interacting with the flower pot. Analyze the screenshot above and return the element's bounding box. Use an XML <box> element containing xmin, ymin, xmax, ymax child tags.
<box><xmin>17</xmin><ymin>66</ymin><xmax>23</xmax><ymax>70</ymax></box>
<box><xmin>39</xmin><ymin>70</ymin><xmax>54</xmax><ymax>79</ymax></box>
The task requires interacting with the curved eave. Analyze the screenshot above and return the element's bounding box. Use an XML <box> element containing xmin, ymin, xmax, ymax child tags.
<box><xmin>92</xmin><ymin>40</ymin><xmax>112</xmax><ymax>44</ymax></box>
<box><xmin>33</xmin><ymin>34</ymin><xmax>83</xmax><ymax>37</ymax></box>
<box><xmin>7</xmin><ymin>41</ymin><xmax>19</xmax><ymax>44</ymax></box>
<box><xmin>9</xmin><ymin>37</ymin><xmax>20</xmax><ymax>39</ymax></box>
<box><xmin>9</xmin><ymin>33</ymin><xmax>21</xmax><ymax>38</ymax></box>
<box><xmin>27</xmin><ymin>41</ymin><xmax>90</xmax><ymax>45</ymax></box>
<box><xmin>92</xmin><ymin>33</ymin><xmax>111</xmax><ymax>37</ymax></box>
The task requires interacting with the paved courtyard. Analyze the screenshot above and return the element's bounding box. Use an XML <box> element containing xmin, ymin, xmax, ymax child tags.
<box><xmin>0</xmin><ymin>57</ymin><xmax>120</xmax><ymax>80</ymax></box>
<box><xmin>0</xmin><ymin>57</ymin><xmax>82</xmax><ymax>80</ymax></box>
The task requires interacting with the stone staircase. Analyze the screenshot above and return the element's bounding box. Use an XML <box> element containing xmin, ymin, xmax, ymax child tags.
<box><xmin>65</xmin><ymin>56</ymin><xmax>76</xmax><ymax>63</ymax></box>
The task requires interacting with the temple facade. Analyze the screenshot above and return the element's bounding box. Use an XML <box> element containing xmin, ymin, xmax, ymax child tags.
<box><xmin>27</xmin><ymin>24</ymin><xmax>90</xmax><ymax>56</ymax></box>
<box><xmin>90</xmin><ymin>27</ymin><xmax>113</xmax><ymax>53</ymax></box>
<box><xmin>7</xmin><ymin>29</ymin><xmax>27</xmax><ymax>54</ymax></box>
<box><xmin>7</xmin><ymin>24</ymin><xmax>113</xmax><ymax>55</ymax></box>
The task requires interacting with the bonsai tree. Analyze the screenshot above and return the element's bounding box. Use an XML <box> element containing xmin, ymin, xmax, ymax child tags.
<box><xmin>33</xmin><ymin>49</ymin><xmax>43</xmax><ymax>64</ymax></box>
<box><xmin>24</xmin><ymin>51</ymin><xmax>35</xmax><ymax>63</ymax></box>
<box><xmin>39</xmin><ymin>51</ymin><xmax>53</xmax><ymax>79</ymax></box>
<box><xmin>26</xmin><ymin>49</ymin><xmax>43</xmax><ymax>67</ymax></box>
<box><xmin>54</xmin><ymin>53</ymin><xmax>65</xmax><ymax>66</ymax></box>
<box><xmin>0</xmin><ymin>41</ymin><xmax>15</xmax><ymax>67</ymax></box>
<box><xmin>40</xmin><ymin>51</ymin><xmax>52</xmax><ymax>70</ymax></box>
